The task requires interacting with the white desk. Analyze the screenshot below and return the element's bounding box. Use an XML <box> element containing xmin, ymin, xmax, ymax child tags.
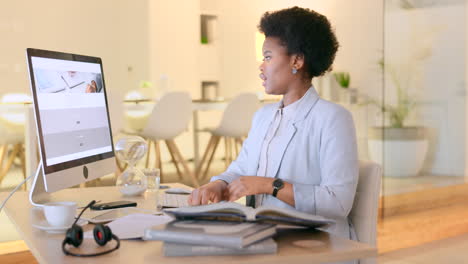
<box><xmin>1</xmin><ymin>185</ymin><xmax>376</xmax><ymax>264</ymax></box>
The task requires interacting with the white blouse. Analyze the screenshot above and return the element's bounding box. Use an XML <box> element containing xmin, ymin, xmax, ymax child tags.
<box><xmin>255</xmin><ymin>91</ymin><xmax>305</xmax><ymax>206</ymax></box>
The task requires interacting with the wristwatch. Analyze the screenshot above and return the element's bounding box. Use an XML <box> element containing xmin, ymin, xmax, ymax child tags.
<box><xmin>272</xmin><ymin>178</ymin><xmax>284</xmax><ymax>197</ymax></box>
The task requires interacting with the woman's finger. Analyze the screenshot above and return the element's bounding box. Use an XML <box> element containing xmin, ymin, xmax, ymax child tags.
<box><xmin>192</xmin><ymin>189</ymin><xmax>202</xmax><ymax>205</ymax></box>
<box><xmin>201</xmin><ymin>190</ymin><xmax>210</xmax><ymax>205</ymax></box>
<box><xmin>187</xmin><ymin>194</ymin><xmax>193</xmax><ymax>205</ymax></box>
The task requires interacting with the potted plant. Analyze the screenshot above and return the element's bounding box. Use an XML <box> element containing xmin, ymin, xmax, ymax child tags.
<box><xmin>139</xmin><ymin>80</ymin><xmax>154</xmax><ymax>100</ymax></box>
<box><xmin>333</xmin><ymin>72</ymin><xmax>357</xmax><ymax>104</ymax></box>
<box><xmin>364</xmin><ymin>61</ymin><xmax>428</xmax><ymax>177</ymax></box>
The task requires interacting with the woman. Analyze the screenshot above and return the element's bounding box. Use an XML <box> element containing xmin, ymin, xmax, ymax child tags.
<box><xmin>188</xmin><ymin>6</ymin><xmax>358</xmax><ymax>241</ymax></box>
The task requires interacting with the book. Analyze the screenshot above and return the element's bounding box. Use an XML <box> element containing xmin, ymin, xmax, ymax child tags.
<box><xmin>163</xmin><ymin>201</ymin><xmax>334</xmax><ymax>228</ymax></box>
<box><xmin>162</xmin><ymin>238</ymin><xmax>277</xmax><ymax>257</ymax></box>
<box><xmin>143</xmin><ymin>220</ymin><xmax>276</xmax><ymax>249</ymax></box>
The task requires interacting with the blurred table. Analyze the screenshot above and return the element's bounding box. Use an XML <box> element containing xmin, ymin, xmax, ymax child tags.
<box><xmin>123</xmin><ymin>99</ymin><xmax>153</xmax><ymax>104</ymax></box>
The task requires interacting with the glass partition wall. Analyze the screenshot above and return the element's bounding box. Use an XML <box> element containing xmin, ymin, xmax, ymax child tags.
<box><xmin>381</xmin><ymin>0</ymin><xmax>466</xmax><ymax>201</ymax></box>
<box><xmin>376</xmin><ymin>0</ymin><xmax>467</xmax><ymax>252</ymax></box>
<box><xmin>381</xmin><ymin>0</ymin><xmax>466</xmax><ymax>194</ymax></box>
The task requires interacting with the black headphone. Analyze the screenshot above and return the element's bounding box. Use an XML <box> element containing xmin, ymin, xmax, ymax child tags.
<box><xmin>62</xmin><ymin>200</ymin><xmax>120</xmax><ymax>257</ymax></box>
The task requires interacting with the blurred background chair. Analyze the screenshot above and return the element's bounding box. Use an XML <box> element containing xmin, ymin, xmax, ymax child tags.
<box><xmin>0</xmin><ymin>120</ymin><xmax>26</xmax><ymax>189</ymax></box>
<box><xmin>195</xmin><ymin>93</ymin><xmax>260</xmax><ymax>180</ymax></box>
<box><xmin>349</xmin><ymin>160</ymin><xmax>382</xmax><ymax>264</ymax></box>
<box><xmin>123</xmin><ymin>91</ymin><xmax>154</xmax><ymax>133</ymax></box>
<box><xmin>138</xmin><ymin>92</ymin><xmax>199</xmax><ymax>187</ymax></box>
<box><xmin>0</xmin><ymin>93</ymin><xmax>31</xmax><ymax>190</ymax></box>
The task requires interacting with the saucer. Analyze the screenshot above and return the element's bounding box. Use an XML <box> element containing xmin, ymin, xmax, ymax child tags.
<box><xmin>32</xmin><ymin>219</ymin><xmax>88</xmax><ymax>234</ymax></box>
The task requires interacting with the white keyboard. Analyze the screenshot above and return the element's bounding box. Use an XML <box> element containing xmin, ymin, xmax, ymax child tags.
<box><xmin>159</xmin><ymin>193</ymin><xmax>190</xmax><ymax>208</ymax></box>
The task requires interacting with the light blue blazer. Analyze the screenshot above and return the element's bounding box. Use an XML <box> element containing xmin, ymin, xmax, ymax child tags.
<box><xmin>211</xmin><ymin>87</ymin><xmax>359</xmax><ymax>239</ymax></box>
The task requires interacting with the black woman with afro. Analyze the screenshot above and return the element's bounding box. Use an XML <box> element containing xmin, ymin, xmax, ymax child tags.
<box><xmin>190</xmin><ymin>8</ymin><xmax>359</xmax><ymax>260</ymax></box>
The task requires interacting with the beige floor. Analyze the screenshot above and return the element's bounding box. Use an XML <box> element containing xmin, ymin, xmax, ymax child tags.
<box><xmin>383</xmin><ymin>174</ymin><xmax>467</xmax><ymax>195</ymax></box>
<box><xmin>378</xmin><ymin>233</ymin><xmax>468</xmax><ymax>263</ymax></box>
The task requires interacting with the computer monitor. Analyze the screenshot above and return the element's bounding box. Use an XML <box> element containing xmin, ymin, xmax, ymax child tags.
<box><xmin>26</xmin><ymin>48</ymin><xmax>116</xmax><ymax>205</ymax></box>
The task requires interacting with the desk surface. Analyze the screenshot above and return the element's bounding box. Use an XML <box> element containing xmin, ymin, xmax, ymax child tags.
<box><xmin>2</xmin><ymin>184</ymin><xmax>376</xmax><ymax>264</ymax></box>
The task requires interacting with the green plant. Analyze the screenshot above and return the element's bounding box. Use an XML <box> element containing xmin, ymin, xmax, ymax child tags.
<box><xmin>333</xmin><ymin>72</ymin><xmax>350</xmax><ymax>89</ymax></box>
<box><xmin>139</xmin><ymin>80</ymin><xmax>153</xmax><ymax>89</ymax></box>
<box><xmin>361</xmin><ymin>60</ymin><xmax>415</xmax><ymax>128</ymax></box>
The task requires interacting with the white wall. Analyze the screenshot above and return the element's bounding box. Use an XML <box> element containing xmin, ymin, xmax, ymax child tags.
<box><xmin>147</xmin><ymin>1</ymin><xmax>200</xmax><ymax>97</ymax></box>
<box><xmin>0</xmin><ymin>0</ymin><xmax>149</xmax><ymax>99</ymax></box>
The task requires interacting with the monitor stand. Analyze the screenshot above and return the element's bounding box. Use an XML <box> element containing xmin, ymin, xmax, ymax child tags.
<box><xmin>29</xmin><ymin>160</ymin><xmax>51</xmax><ymax>206</ymax></box>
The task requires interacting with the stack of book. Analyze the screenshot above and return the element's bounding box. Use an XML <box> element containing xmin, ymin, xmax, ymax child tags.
<box><xmin>143</xmin><ymin>202</ymin><xmax>334</xmax><ymax>257</ymax></box>
<box><xmin>144</xmin><ymin>220</ymin><xmax>277</xmax><ymax>256</ymax></box>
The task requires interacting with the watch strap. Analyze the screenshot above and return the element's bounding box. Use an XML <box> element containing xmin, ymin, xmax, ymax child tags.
<box><xmin>272</xmin><ymin>187</ymin><xmax>279</xmax><ymax>197</ymax></box>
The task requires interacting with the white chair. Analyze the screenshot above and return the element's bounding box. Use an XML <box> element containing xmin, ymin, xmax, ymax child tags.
<box><xmin>0</xmin><ymin>120</ymin><xmax>26</xmax><ymax>188</ymax></box>
<box><xmin>195</xmin><ymin>93</ymin><xmax>260</xmax><ymax>180</ymax></box>
<box><xmin>123</xmin><ymin>91</ymin><xmax>154</xmax><ymax>132</ymax></box>
<box><xmin>139</xmin><ymin>92</ymin><xmax>199</xmax><ymax>187</ymax></box>
<box><xmin>349</xmin><ymin>160</ymin><xmax>382</xmax><ymax>264</ymax></box>
<box><xmin>0</xmin><ymin>93</ymin><xmax>31</xmax><ymax>189</ymax></box>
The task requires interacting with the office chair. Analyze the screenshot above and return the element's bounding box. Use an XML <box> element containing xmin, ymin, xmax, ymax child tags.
<box><xmin>195</xmin><ymin>93</ymin><xmax>260</xmax><ymax>180</ymax></box>
<box><xmin>349</xmin><ymin>160</ymin><xmax>382</xmax><ymax>264</ymax></box>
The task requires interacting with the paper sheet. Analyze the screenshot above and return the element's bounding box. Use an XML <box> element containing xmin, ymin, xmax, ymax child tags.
<box><xmin>79</xmin><ymin>207</ymin><xmax>163</xmax><ymax>223</ymax></box>
<box><xmin>84</xmin><ymin>213</ymin><xmax>172</xmax><ymax>239</ymax></box>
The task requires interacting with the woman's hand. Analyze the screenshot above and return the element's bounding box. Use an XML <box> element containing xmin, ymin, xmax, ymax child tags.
<box><xmin>227</xmin><ymin>176</ymin><xmax>272</xmax><ymax>202</ymax></box>
<box><xmin>188</xmin><ymin>180</ymin><xmax>228</xmax><ymax>205</ymax></box>
<box><xmin>85</xmin><ymin>80</ymin><xmax>97</xmax><ymax>93</ymax></box>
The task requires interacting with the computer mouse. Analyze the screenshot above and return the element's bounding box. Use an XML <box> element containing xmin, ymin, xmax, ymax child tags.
<box><xmin>165</xmin><ymin>188</ymin><xmax>192</xmax><ymax>194</ymax></box>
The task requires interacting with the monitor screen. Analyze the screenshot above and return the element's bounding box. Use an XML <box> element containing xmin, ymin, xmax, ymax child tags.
<box><xmin>26</xmin><ymin>49</ymin><xmax>114</xmax><ymax>175</ymax></box>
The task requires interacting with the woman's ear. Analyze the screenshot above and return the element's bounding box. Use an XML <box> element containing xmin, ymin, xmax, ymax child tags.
<box><xmin>291</xmin><ymin>53</ymin><xmax>305</xmax><ymax>70</ymax></box>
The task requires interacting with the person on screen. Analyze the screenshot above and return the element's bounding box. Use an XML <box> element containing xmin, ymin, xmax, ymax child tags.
<box><xmin>85</xmin><ymin>74</ymin><xmax>103</xmax><ymax>93</ymax></box>
<box><xmin>85</xmin><ymin>80</ymin><xmax>98</xmax><ymax>93</ymax></box>
<box><xmin>188</xmin><ymin>7</ymin><xmax>359</xmax><ymax>242</ymax></box>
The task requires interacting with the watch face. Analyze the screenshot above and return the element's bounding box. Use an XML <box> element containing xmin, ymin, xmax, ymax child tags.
<box><xmin>273</xmin><ymin>179</ymin><xmax>284</xmax><ymax>188</ymax></box>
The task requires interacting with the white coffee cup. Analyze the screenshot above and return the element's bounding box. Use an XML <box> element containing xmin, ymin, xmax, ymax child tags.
<box><xmin>43</xmin><ymin>201</ymin><xmax>77</xmax><ymax>227</ymax></box>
